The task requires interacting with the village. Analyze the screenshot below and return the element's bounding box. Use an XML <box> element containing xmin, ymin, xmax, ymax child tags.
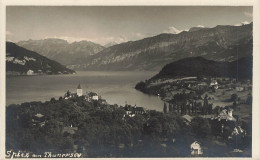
<box><xmin>136</xmin><ymin>75</ymin><xmax>252</xmax><ymax>156</ymax></box>
<box><xmin>26</xmin><ymin>76</ymin><xmax>252</xmax><ymax>157</ymax></box>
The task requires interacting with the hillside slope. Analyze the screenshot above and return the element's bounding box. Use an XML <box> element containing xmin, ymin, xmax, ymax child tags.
<box><xmin>6</xmin><ymin>42</ymin><xmax>75</xmax><ymax>75</ymax></box>
<box><xmin>153</xmin><ymin>56</ymin><xmax>252</xmax><ymax>80</ymax></box>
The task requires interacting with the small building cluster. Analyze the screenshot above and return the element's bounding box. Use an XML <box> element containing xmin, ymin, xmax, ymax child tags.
<box><xmin>164</xmin><ymin>95</ymin><xmax>214</xmax><ymax>116</ymax></box>
<box><xmin>64</xmin><ymin>84</ymin><xmax>104</xmax><ymax>103</ymax></box>
<box><xmin>215</xmin><ymin>108</ymin><xmax>236</xmax><ymax>121</ymax></box>
<box><xmin>124</xmin><ymin>105</ymin><xmax>146</xmax><ymax>117</ymax></box>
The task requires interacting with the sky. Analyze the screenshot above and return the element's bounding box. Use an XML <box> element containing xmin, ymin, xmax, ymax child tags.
<box><xmin>6</xmin><ymin>6</ymin><xmax>253</xmax><ymax>45</ymax></box>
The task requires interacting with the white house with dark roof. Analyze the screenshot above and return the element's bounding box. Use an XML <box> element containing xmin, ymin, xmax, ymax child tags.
<box><xmin>190</xmin><ymin>141</ymin><xmax>203</xmax><ymax>156</ymax></box>
<box><xmin>32</xmin><ymin>113</ymin><xmax>46</xmax><ymax>127</ymax></box>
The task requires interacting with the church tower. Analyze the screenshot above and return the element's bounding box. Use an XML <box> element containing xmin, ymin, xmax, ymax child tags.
<box><xmin>77</xmin><ymin>84</ymin><xmax>83</xmax><ymax>97</ymax></box>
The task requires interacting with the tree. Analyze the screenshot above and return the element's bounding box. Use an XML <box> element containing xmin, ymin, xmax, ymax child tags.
<box><xmin>191</xmin><ymin>100</ymin><xmax>194</xmax><ymax>113</ymax></box>
<box><xmin>208</xmin><ymin>103</ymin><xmax>213</xmax><ymax>114</ymax></box>
<box><xmin>177</xmin><ymin>105</ymin><xmax>180</xmax><ymax>113</ymax></box>
<box><xmin>163</xmin><ymin>103</ymin><xmax>167</xmax><ymax>114</ymax></box>
<box><xmin>169</xmin><ymin>104</ymin><xmax>173</xmax><ymax>113</ymax></box>
<box><xmin>135</xmin><ymin>81</ymin><xmax>146</xmax><ymax>92</ymax></box>
<box><xmin>50</xmin><ymin>97</ymin><xmax>56</xmax><ymax>103</ymax></box>
<box><xmin>203</xmin><ymin>95</ymin><xmax>209</xmax><ymax>115</ymax></box>
<box><xmin>19</xmin><ymin>112</ymin><xmax>32</xmax><ymax>128</ymax></box>
<box><xmin>246</xmin><ymin>93</ymin><xmax>252</xmax><ymax>105</ymax></box>
<box><xmin>197</xmin><ymin>72</ymin><xmax>203</xmax><ymax>81</ymax></box>
<box><xmin>231</xmin><ymin>93</ymin><xmax>238</xmax><ymax>102</ymax></box>
<box><xmin>191</xmin><ymin>117</ymin><xmax>211</xmax><ymax>138</ymax></box>
<box><xmin>213</xmin><ymin>106</ymin><xmax>221</xmax><ymax>116</ymax></box>
<box><xmin>172</xmin><ymin>104</ymin><xmax>176</xmax><ymax>113</ymax></box>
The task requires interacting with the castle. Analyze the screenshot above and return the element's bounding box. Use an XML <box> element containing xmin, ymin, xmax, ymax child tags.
<box><xmin>64</xmin><ymin>84</ymin><xmax>83</xmax><ymax>99</ymax></box>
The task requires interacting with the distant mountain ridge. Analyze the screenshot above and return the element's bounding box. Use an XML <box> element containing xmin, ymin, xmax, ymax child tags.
<box><xmin>17</xmin><ymin>38</ymin><xmax>105</xmax><ymax>66</ymax></box>
<box><xmin>189</xmin><ymin>26</ymin><xmax>209</xmax><ymax>32</ymax></box>
<box><xmin>74</xmin><ymin>23</ymin><xmax>252</xmax><ymax>71</ymax></box>
<box><xmin>6</xmin><ymin>42</ymin><xmax>75</xmax><ymax>75</ymax></box>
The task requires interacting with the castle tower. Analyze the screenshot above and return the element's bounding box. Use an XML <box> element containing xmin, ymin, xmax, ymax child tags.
<box><xmin>77</xmin><ymin>84</ymin><xmax>83</xmax><ymax>97</ymax></box>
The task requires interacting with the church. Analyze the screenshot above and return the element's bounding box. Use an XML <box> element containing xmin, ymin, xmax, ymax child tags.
<box><xmin>77</xmin><ymin>84</ymin><xmax>83</xmax><ymax>97</ymax></box>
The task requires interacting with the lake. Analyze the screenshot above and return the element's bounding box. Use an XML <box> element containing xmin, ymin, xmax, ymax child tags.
<box><xmin>6</xmin><ymin>71</ymin><xmax>164</xmax><ymax>111</ymax></box>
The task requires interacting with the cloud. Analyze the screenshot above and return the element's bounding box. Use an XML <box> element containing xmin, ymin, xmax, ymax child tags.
<box><xmin>242</xmin><ymin>21</ymin><xmax>250</xmax><ymax>25</ymax></box>
<box><xmin>243</xmin><ymin>11</ymin><xmax>252</xmax><ymax>18</ymax></box>
<box><xmin>197</xmin><ymin>25</ymin><xmax>205</xmax><ymax>28</ymax></box>
<box><xmin>234</xmin><ymin>21</ymin><xmax>251</xmax><ymax>26</ymax></box>
<box><xmin>163</xmin><ymin>26</ymin><xmax>181</xmax><ymax>34</ymax></box>
<box><xmin>6</xmin><ymin>30</ymin><xmax>13</xmax><ymax>36</ymax></box>
<box><xmin>163</xmin><ymin>26</ymin><xmax>190</xmax><ymax>34</ymax></box>
<box><xmin>6</xmin><ymin>31</ymin><xmax>14</xmax><ymax>42</ymax></box>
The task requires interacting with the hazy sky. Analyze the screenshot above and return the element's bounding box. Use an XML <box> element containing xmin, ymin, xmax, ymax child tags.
<box><xmin>6</xmin><ymin>6</ymin><xmax>252</xmax><ymax>45</ymax></box>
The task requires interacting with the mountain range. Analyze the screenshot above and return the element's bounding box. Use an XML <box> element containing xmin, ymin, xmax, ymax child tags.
<box><xmin>17</xmin><ymin>23</ymin><xmax>252</xmax><ymax>71</ymax></box>
<box><xmin>17</xmin><ymin>39</ymin><xmax>105</xmax><ymax>66</ymax></box>
<box><xmin>6</xmin><ymin>42</ymin><xmax>75</xmax><ymax>75</ymax></box>
<box><xmin>74</xmin><ymin>23</ymin><xmax>252</xmax><ymax>71</ymax></box>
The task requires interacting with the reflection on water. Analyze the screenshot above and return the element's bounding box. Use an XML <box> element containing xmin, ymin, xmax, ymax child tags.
<box><xmin>6</xmin><ymin>71</ymin><xmax>164</xmax><ymax>111</ymax></box>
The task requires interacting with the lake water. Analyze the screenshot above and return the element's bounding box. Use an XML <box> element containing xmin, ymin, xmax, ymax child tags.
<box><xmin>6</xmin><ymin>71</ymin><xmax>164</xmax><ymax>111</ymax></box>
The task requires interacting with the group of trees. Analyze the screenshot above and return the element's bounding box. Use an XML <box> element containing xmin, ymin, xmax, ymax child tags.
<box><xmin>6</xmin><ymin>97</ymin><xmax>191</xmax><ymax>157</ymax></box>
<box><xmin>163</xmin><ymin>94</ymin><xmax>213</xmax><ymax>115</ymax></box>
<box><xmin>6</xmin><ymin>91</ymin><xmax>252</xmax><ymax>157</ymax></box>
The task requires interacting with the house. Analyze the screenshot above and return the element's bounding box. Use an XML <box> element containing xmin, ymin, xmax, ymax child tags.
<box><xmin>92</xmin><ymin>95</ymin><xmax>99</xmax><ymax>101</ymax></box>
<box><xmin>83</xmin><ymin>95</ymin><xmax>91</xmax><ymax>102</ymax></box>
<box><xmin>77</xmin><ymin>84</ymin><xmax>83</xmax><ymax>97</ymax></box>
<box><xmin>182</xmin><ymin>114</ymin><xmax>193</xmax><ymax>125</ymax></box>
<box><xmin>125</xmin><ymin>105</ymin><xmax>134</xmax><ymax>116</ymax></box>
<box><xmin>64</xmin><ymin>90</ymin><xmax>72</xmax><ymax>99</ymax></box>
<box><xmin>100</xmin><ymin>99</ymin><xmax>107</xmax><ymax>104</ymax></box>
<box><xmin>215</xmin><ymin>108</ymin><xmax>236</xmax><ymax>121</ymax></box>
<box><xmin>62</xmin><ymin>124</ymin><xmax>78</xmax><ymax>135</ymax></box>
<box><xmin>27</xmin><ymin>69</ymin><xmax>34</xmax><ymax>75</ymax></box>
<box><xmin>210</xmin><ymin>80</ymin><xmax>218</xmax><ymax>89</ymax></box>
<box><xmin>88</xmin><ymin>92</ymin><xmax>99</xmax><ymax>101</ymax></box>
<box><xmin>132</xmin><ymin>105</ymin><xmax>145</xmax><ymax>115</ymax></box>
<box><xmin>232</xmin><ymin>126</ymin><xmax>246</xmax><ymax>137</ymax></box>
<box><xmin>197</xmin><ymin>82</ymin><xmax>208</xmax><ymax>90</ymax></box>
<box><xmin>32</xmin><ymin>113</ymin><xmax>46</xmax><ymax>127</ymax></box>
<box><xmin>124</xmin><ymin>105</ymin><xmax>145</xmax><ymax>117</ymax></box>
<box><xmin>190</xmin><ymin>141</ymin><xmax>203</xmax><ymax>156</ymax></box>
<box><xmin>125</xmin><ymin>107</ymin><xmax>131</xmax><ymax>115</ymax></box>
<box><xmin>235</xmin><ymin>86</ymin><xmax>244</xmax><ymax>92</ymax></box>
<box><xmin>64</xmin><ymin>90</ymin><xmax>77</xmax><ymax>99</ymax></box>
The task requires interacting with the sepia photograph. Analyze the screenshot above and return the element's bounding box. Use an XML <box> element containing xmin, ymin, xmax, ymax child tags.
<box><xmin>1</xmin><ymin>1</ymin><xmax>260</xmax><ymax>159</ymax></box>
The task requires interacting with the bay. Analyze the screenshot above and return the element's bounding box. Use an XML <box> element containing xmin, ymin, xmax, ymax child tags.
<box><xmin>6</xmin><ymin>71</ymin><xmax>164</xmax><ymax>111</ymax></box>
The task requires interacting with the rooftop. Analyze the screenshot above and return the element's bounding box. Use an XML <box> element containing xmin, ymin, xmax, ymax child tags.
<box><xmin>34</xmin><ymin>113</ymin><xmax>44</xmax><ymax>118</ymax></box>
